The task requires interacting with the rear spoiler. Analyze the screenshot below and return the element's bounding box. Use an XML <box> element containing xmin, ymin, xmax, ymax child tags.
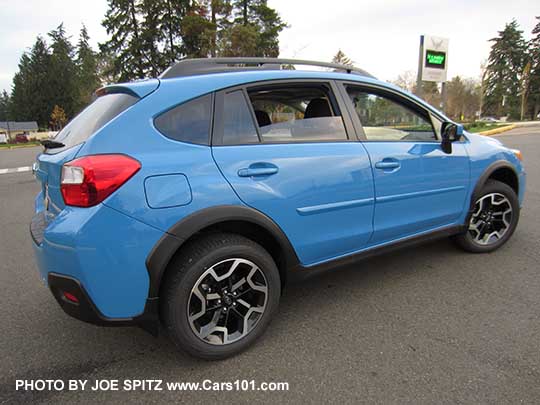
<box><xmin>95</xmin><ymin>78</ymin><xmax>160</xmax><ymax>100</ymax></box>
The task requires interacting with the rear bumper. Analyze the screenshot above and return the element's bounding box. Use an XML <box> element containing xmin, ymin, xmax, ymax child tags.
<box><xmin>30</xmin><ymin>199</ymin><xmax>164</xmax><ymax>326</ymax></box>
<box><xmin>48</xmin><ymin>273</ymin><xmax>159</xmax><ymax>334</ymax></box>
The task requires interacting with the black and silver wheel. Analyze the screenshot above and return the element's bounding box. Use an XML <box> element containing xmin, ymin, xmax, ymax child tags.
<box><xmin>161</xmin><ymin>233</ymin><xmax>280</xmax><ymax>360</ymax></box>
<box><xmin>454</xmin><ymin>179</ymin><xmax>519</xmax><ymax>253</ymax></box>
<box><xmin>188</xmin><ymin>258</ymin><xmax>269</xmax><ymax>345</ymax></box>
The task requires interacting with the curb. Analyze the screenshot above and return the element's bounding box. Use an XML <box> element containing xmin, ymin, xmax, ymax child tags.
<box><xmin>0</xmin><ymin>143</ymin><xmax>41</xmax><ymax>150</ymax></box>
<box><xmin>478</xmin><ymin>124</ymin><xmax>516</xmax><ymax>136</ymax></box>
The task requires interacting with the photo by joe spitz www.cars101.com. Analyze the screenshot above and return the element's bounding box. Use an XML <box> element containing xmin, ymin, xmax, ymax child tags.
<box><xmin>31</xmin><ymin>57</ymin><xmax>525</xmax><ymax>360</ymax></box>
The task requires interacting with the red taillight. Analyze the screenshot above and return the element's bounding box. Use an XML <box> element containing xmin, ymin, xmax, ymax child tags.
<box><xmin>61</xmin><ymin>155</ymin><xmax>141</xmax><ymax>207</ymax></box>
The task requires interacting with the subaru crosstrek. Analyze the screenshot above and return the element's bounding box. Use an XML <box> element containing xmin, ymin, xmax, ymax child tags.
<box><xmin>31</xmin><ymin>58</ymin><xmax>526</xmax><ymax>359</ymax></box>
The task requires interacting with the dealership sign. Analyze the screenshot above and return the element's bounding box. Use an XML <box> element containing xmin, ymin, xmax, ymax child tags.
<box><xmin>420</xmin><ymin>35</ymin><xmax>449</xmax><ymax>82</ymax></box>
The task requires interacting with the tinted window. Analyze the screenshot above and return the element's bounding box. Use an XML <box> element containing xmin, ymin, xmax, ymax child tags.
<box><xmin>222</xmin><ymin>90</ymin><xmax>259</xmax><ymax>145</ymax></box>
<box><xmin>52</xmin><ymin>93</ymin><xmax>138</xmax><ymax>153</ymax></box>
<box><xmin>346</xmin><ymin>87</ymin><xmax>436</xmax><ymax>141</ymax></box>
<box><xmin>247</xmin><ymin>84</ymin><xmax>347</xmax><ymax>143</ymax></box>
<box><xmin>155</xmin><ymin>94</ymin><xmax>212</xmax><ymax>145</ymax></box>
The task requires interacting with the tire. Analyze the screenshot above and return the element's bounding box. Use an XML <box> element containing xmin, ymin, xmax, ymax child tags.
<box><xmin>453</xmin><ymin>179</ymin><xmax>520</xmax><ymax>253</ymax></box>
<box><xmin>161</xmin><ymin>232</ymin><xmax>281</xmax><ymax>360</ymax></box>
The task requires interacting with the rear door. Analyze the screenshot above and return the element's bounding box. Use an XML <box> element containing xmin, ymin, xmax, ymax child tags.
<box><xmin>211</xmin><ymin>81</ymin><xmax>374</xmax><ymax>266</ymax></box>
<box><xmin>340</xmin><ymin>83</ymin><xmax>470</xmax><ymax>245</ymax></box>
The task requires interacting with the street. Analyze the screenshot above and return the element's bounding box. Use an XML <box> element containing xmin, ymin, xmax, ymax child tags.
<box><xmin>1</xmin><ymin>125</ymin><xmax>539</xmax><ymax>404</ymax></box>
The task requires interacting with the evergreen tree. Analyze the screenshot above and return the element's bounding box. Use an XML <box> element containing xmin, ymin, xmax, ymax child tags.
<box><xmin>99</xmin><ymin>0</ymin><xmax>285</xmax><ymax>72</ymax></box>
<box><xmin>221</xmin><ymin>0</ymin><xmax>285</xmax><ymax>57</ymax></box>
<box><xmin>9</xmin><ymin>26</ymin><xmax>103</xmax><ymax>126</ymax></box>
<box><xmin>10</xmin><ymin>36</ymin><xmax>52</xmax><ymax>127</ymax></box>
<box><xmin>96</xmin><ymin>49</ymin><xmax>120</xmax><ymax>84</ymax></box>
<box><xmin>48</xmin><ymin>24</ymin><xmax>79</xmax><ymax>118</ymax></box>
<box><xmin>10</xmin><ymin>53</ymin><xmax>32</xmax><ymax>122</ymax></box>
<box><xmin>219</xmin><ymin>24</ymin><xmax>259</xmax><ymax>56</ymax></box>
<box><xmin>153</xmin><ymin>0</ymin><xmax>190</xmax><ymax>64</ymax></box>
<box><xmin>101</xmin><ymin>0</ymin><xmax>146</xmax><ymax>81</ymax></box>
<box><xmin>0</xmin><ymin>90</ymin><xmax>10</xmax><ymax>121</ymax></box>
<box><xmin>483</xmin><ymin>20</ymin><xmax>528</xmax><ymax>119</ymax></box>
<box><xmin>233</xmin><ymin>0</ymin><xmax>249</xmax><ymax>25</ymax></box>
<box><xmin>332</xmin><ymin>50</ymin><xmax>353</xmax><ymax>66</ymax></box>
<box><xmin>181</xmin><ymin>4</ymin><xmax>215</xmax><ymax>58</ymax></box>
<box><xmin>76</xmin><ymin>25</ymin><xmax>100</xmax><ymax>112</ymax></box>
<box><xmin>208</xmin><ymin>0</ymin><xmax>232</xmax><ymax>57</ymax></box>
<box><xmin>139</xmin><ymin>0</ymin><xmax>166</xmax><ymax>76</ymax></box>
<box><xmin>250</xmin><ymin>0</ymin><xmax>286</xmax><ymax>57</ymax></box>
<box><xmin>529</xmin><ymin>16</ymin><xmax>540</xmax><ymax>119</ymax></box>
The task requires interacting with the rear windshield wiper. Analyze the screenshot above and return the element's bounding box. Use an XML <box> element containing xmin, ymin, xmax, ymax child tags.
<box><xmin>40</xmin><ymin>139</ymin><xmax>65</xmax><ymax>149</ymax></box>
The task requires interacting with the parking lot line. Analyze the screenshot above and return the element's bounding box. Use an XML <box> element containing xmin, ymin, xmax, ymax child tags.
<box><xmin>0</xmin><ymin>166</ymin><xmax>32</xmax><ymax>175</ymax></box>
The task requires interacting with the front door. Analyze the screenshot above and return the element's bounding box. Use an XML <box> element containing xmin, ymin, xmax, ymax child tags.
<box><xmin>342</xmin><ymin>84</ymin><xmax>470</xmax><ymax>245</ymax></box>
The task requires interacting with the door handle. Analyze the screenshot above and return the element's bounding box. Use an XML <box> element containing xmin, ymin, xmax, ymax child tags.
<box><xmin>374</xmin><ymin>159</ymin><xmax>400</xmax><ymax>171</ymax></box>
<box><xmin>238</xmin><ymin>164</ymin><xmax>279</xmax><ymax>177</ymax></box>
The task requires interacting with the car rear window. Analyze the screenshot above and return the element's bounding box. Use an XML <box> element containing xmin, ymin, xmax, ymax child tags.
<box><xmin>51</xmin><ymin>93</ymin><xmax>138</xmax><ymax>153</ymax></box>
<box><xmin>154</xmin><ymin>94</ymin><xmax>213</xmax><ymax>145</ymax></box>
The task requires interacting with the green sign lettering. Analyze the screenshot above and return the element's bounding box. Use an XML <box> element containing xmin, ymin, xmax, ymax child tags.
<box><xmin>425</xmin><ymin>50</ymin><xmax>446</xmax><ymax>69</ymax></box>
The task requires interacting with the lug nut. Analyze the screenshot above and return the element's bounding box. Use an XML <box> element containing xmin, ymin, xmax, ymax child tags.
<box><xmin>222</xmin><ymin>307</ymin><xmax>228</xmax><ymax>312</ymax></box>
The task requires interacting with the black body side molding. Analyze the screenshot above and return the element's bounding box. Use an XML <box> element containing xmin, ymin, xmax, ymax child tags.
<box><xmin>289</xmin><ymin>224</ymin><xmax>466</xmax><ymax>280</ymax></box>
<box><xmin>145</xmin><ymin>205</ymin><xmax>300</xmax><ymax>298</ymax></box>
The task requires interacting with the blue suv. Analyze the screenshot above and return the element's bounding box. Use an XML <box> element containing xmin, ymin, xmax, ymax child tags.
<box><xmin>31</xmin><ymin>58</ymin><xmax>525</xmax><ymax>359</ymax></box>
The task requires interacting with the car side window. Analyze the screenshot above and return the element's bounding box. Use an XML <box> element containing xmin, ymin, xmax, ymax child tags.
<box><xmin>246</xmin><ymin>83</ymin><xmax>348</xmax><ymax>143</ymax></box>
<box><xmin>345</xmin><ymin>86</ymin><xmax>437</xmax><ymax>142</ymax></box>
<box><xmin>154</xmin><ymin>93</ymin><xmax>212</xmax><ymax>145</ymax></box>
<box><xmin>222</xmin><ymin>90</ymin><xmax>260</xmax><ymax>145</ymax></box>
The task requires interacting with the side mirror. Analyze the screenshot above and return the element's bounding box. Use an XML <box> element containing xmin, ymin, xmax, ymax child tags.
<box><xmin>441</xmin><ymin>122</ymin><xmax>463</xmax><ymax>154</ymax></box>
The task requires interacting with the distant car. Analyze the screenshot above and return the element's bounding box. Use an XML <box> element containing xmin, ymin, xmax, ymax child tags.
<box><xmin>31</xmin><ymin>58</ymin><xmax>526</xmax><ymax>360</ymax></box>
<box><xmin>15</xmin><ymin>133</ymin><xmax>29</xmax><ymax>143</ymax></box>
<box><xmin>0</xmin><ymin>133</ymin><xmax>7</xmax><ymax>144</ymax></box>
<box><xmin>479</xmin><ymin>117</ymin><xmax>498</xmax><ymax>123</ymax></box>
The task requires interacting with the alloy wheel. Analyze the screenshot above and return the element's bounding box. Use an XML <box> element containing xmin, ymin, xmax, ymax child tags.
<box><xmin>187</xmin><ymin>258</ymin><xmax>268</xmax><ymax>345</ymax></box>
<box><xmin>468</xmin><ymin>192</ymin><xmax>513</xmax><ymax>246</ymax></box>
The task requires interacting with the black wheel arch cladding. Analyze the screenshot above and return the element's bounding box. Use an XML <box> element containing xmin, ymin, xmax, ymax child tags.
<box><xmin>145</xmin><ymin>205</ymin><xmax>299</xmax><ymax>298</ymax></box>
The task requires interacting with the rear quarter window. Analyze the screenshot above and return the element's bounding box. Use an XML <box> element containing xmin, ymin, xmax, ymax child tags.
<box><xmin>154</xmin><ymin>94</ymin><xmax>213</xmax><ymax>145</ymax></box>
<box><xmin>51</xmin><ymin>93</ymin><xmax>138</xmax><ymax>153</ymax></box>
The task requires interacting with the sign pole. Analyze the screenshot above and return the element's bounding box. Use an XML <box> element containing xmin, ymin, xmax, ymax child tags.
<box><xmin>441</xmin><ymin>82</ymin><xmax>447</xmax><ymax>113</ymax></box>
<box><xmin>416</xmin><ymin>35</ymin><xmax>424</xmax><ymax>98</ymax></box>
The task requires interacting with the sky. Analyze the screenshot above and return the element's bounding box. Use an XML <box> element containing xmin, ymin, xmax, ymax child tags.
<box><xmin>0</xmin><ymin>0</ymin><xmax>538</xmax><ymax>93</ymax></box>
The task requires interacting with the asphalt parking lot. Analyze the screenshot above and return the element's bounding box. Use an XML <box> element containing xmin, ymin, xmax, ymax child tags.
<box><xmin>1</xmin><ymin>125</ymin><xmax>539</xmax><ymax>404</ymax></box>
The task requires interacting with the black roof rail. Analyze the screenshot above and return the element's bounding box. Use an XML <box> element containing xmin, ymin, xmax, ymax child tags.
<box><xmin>159</xmin><ymin>57</ymin><xmax>376</xmax><ymax>79</ymax></box>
